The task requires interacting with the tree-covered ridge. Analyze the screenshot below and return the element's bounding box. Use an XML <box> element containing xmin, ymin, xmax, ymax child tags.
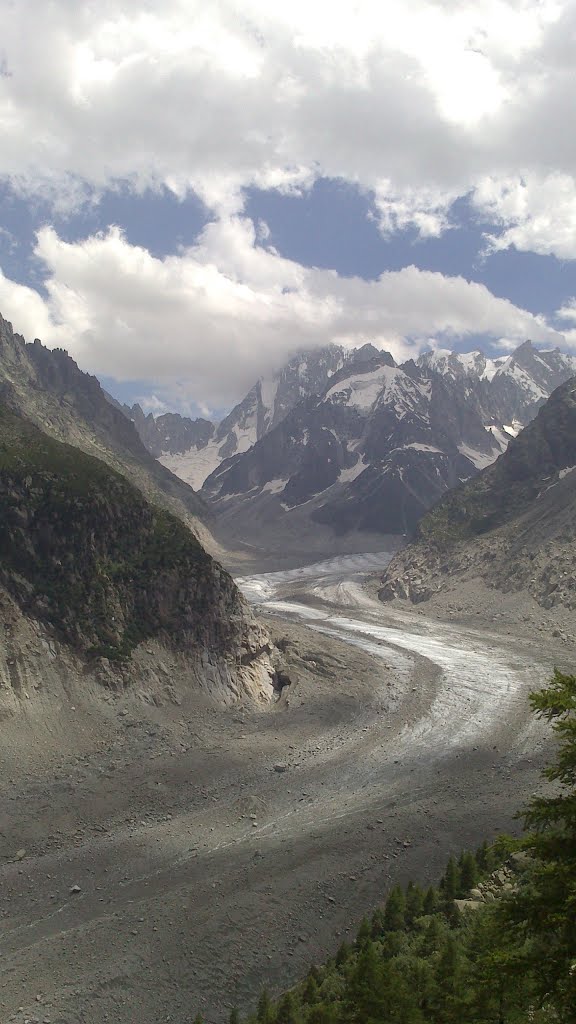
<box><xmin>202</xmin><ymin>670</ymin><xmax>576</xmax><ymax>1024</ymax></box>
<box><xmin>0</xmin><ymin>401</ymin><xmax>244</xmax><ymax>662</ymax></box>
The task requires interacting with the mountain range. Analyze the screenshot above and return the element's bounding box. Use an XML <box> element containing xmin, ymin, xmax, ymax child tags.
<box><xmin>128</xmin><ymin>339</ymin><xmax>575</xmax><ymax>556</ymax></box>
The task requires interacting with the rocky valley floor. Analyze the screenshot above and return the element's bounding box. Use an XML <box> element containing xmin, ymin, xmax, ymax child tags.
<box><xmin>1</xmin><ymin>557</ymin><xmax>573</xmax><ymax>1024</ymax></box>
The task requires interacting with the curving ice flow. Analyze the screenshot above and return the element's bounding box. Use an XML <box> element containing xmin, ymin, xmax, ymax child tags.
<box><xmin>237</xmin><ymin>553</ymin><xmax>546</xmax><ymax>759</ymax></box>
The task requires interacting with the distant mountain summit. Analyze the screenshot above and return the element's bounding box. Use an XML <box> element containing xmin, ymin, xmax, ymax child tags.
<box><xmin>126</xmin><ymin>345</ymin><xmax>348</xmax><ymax>490</ymax></box>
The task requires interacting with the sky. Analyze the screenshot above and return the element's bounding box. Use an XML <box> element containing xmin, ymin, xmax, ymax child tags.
<box><xmin>0</xmin><ymin>0</ymin><xmax>576</xmax><ymax>419</ymax></box>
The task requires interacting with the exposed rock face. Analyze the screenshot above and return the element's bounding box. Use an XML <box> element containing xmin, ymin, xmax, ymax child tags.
<box><xmin>130</xmin><ymin>405</ymin><xmax>214</xmax><ymax>458</ymax></box>
<box><xmin>0</xmin><ymin>314</ymin><xmax>215</xmax><ymax>550</ymax></box>
<box><xmin>196</xmin><ymin>341</ymin><xmax>576</xmax><ymax>555</ymax></box>
<box><xmin>142</xmin><ymin>345</ymin><xmax>347</xmax><ymax>490</ymax></box>
<box><xmin>0</xmin><ymin>402</ymin><xmax>275</xmax><ymax>703</ymax></box>
<box><xmin>380</xmin><ymin>378</ymin><xmax>576</xmax><ymax>611</ymax></box>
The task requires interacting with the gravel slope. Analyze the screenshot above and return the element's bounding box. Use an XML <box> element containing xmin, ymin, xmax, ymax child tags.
<box><xmin>1</xmin><ymin>554</ymin><xmax>570</xmax><ymax>1024</ymax></box>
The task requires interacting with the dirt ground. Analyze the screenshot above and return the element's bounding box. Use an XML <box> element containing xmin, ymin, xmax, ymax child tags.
<box><xmin>0</xmin><ymin>576</ymin><xmax>570</xmax><ymax>1024</ymax></box>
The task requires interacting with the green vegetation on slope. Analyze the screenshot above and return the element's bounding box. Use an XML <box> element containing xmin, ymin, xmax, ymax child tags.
<box><xmin>0</xmin><ymin>402</ymin><xmax>241</xmax><ymax>661</ymax></box>
<box><xmin>212</xmin><ymin>670</ymin><xmax>576</xmax><ymax>1024</ymax></box>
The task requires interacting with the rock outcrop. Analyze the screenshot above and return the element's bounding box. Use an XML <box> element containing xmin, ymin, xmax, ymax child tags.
<box><xmin>455</xmin><ymin>852</ymin><xmax>533</xmax><ymax>914</ymax></box>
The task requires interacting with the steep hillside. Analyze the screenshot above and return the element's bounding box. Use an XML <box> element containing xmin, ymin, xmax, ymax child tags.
<box><xmin>0</xmin><ymin>314</ymin><xmax>218</xmax><ymax>551</ymax></box>
<box><xmin>0</xmin><ymin>400</ymin><xmax>274</xmax><ymax>701</ymax></box>
<box><xmin>380</xmin><ymin>377</ymin><xmax>576</xmax><ymax>612</ymax></box>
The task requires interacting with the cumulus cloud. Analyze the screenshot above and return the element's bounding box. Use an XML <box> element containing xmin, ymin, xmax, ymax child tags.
<box><xmin>475</xmin><ymin>174</ymin><xmax>576</xmax><ymax>258</ymax></box>
<box><xmin>0</xmin><ymin>0</ymin><xmax>573</xmax><ymax>250</ymax></box>
<box><xmin>0</xmin><ymin>217</ymin><xmax>564</xmax><ymax>408</ymax></box>
<box><xmin>0</xmin><ymin>1</ymin><xmax>574</xmax><ymax>409</ymax></box>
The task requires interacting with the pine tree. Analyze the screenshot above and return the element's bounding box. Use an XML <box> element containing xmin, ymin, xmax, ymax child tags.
<box><xmin>257</xmin><ymin>989</ymin><xmax>272</xmax><ymax>1024</ymax></box>
<box><xmin>475</xmin><ymin>839</ymin><xmax>494</xmax><ymax>874</ymax></box>
<box><xmin>342</xmin><ymin>941</ymin><xmax>387</xmax><ymax>1023</ymax></box>
<box><xmin>308</xmin><ymin>1006</ymin><xmax>339</xmax><ymax>1024</ymax></box>
<box><xmin>464</xmin><ymin>903</ymin><xmax>531</xmax><ymax>1024</ymax></box>
<box><xmin>421</xmin><ymin>915</ymin><xmax>447</xmax><ymax>956</ymax></box>
<box><xmin>383</xmin><ymin>885</ymin><xmax>406</xmax><ymax>931</ymax></box>
<box><xmin>405</xmin><ymin>881</ymin><xmax>425</xmax><ymax>927</ymax></box>
<box><xmin>355</xmin><ymin>916</ymin><xmax>371</xmax><ymax>948</ymax></box>
<box><xmin>370</xmin><ymin>907</ymin><xmax>385</xmax><ymax>938</ymax></box>
<box><xmin>459</xmin><ymin>851</ymin><xmax>478</xmax><ymax>894</ymax></box>
<box><xmin>303</xmin><ymin>973</ymin><xmax>319</xmax><ymax>1005</ymax></box>
<box><xmin>276</xmin><ymin>992</ymin><xmax>299</xmax><ymax>1024</ymax></box>
<box><xmin>441</xmin><ymin>857</ymin><xmax>461</xmax><ymax>903</ymax></box>
<box><xmin>502</xmin><ymin>669</ymin><xmax>576</xmax><ymax>1020</ymax></box>
<box><xmin>430</xmin><ymin>933</ymin><xmax>467</xmax><ymax>1023</ymax></box>
<box><xmin>335</xmin><ymin>941</ymin><xmax>352</xmax><ymax>967</ymax></box>
<box><xmin>423</xmin><ymin>886</ymin><xmax>439</xmax><ymax>915</ymax></box>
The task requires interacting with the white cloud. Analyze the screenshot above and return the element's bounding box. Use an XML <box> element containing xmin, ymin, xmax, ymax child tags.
<box><xmin>0</xmin><ymin>0</ymin><xmax>573</xmax><ymax>248</ymax></box>
<box><xmin>557</xmin><ymin>300</ymin><xmax>576</xmax><ymax>320</ymax></box>
<box><xmin>374</xmin><ymin>182</ymin><xmax>459</xmax><ymax>238</ymax></box>
<box><xmin>0</xmin><ymin>217</ymin><xmax>564</xmax><ymax>408</ymax></box>
<box><xmin>135</xmin><ymin>394</ymin><xmax>170</xmax><ymax>415</ymax></box>
<box><xmin>0</xmin><ymin>0</ymin><xmax>575</xmax><ymax>409</ymax></box>
<box><xmin>475</xmin><ymin>173</ymin><xmax>576</xmax><ymax>258</ymax></box>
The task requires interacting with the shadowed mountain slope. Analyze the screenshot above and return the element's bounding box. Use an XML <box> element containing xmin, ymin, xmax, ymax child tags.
<box><xmin>380</xmin><ymin>377</ymin><xmax>576</xmax><ymax>611</ymax></box>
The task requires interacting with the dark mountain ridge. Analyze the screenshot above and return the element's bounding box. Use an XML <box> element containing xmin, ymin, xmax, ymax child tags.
<box><xmin>380</xmin><ymin>377</ymin><xmax>576</xmax><ymax>611</ymax></box>
<box><xmin>0</xmin><ymin>314</ymin><xmax>216</xmax><ymax>549</ymax></box>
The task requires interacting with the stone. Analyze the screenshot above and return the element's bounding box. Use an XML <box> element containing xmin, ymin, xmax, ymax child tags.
<box><xmin>14</xmin><ymin>848</ymin><xmax>26</xmax><ymax>861</ymax></box>
<box><xmin>454</xmin><ymin>899</ymin><xmax>483</xmax><ymax>913</ymax></box>
<box><xmin>273</xmin><ymin>763</ymin><xmax>289</xmax><ymax>773</ymax></box>
<box><xmin>70</xmin><ymin>884</ymin><xmax>82</xmax><ymax>894</ymax></box>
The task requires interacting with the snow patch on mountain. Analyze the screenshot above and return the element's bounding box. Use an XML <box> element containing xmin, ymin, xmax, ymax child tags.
<box><xmin>324</xmin><ymin>365</ymin><xmax>399</xmax><ymax>412</ymax></box>
<box><xmin>159</xmin><ymin>445</ymin><xmax>223</xmax><ymax>491</ymax></box>
<box><xmin>457</xmin><ymin>443</ymin><xmax>500</xmax><ymax>470</ymax></box>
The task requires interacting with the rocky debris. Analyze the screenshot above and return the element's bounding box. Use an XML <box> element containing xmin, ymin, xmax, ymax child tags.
<box><xmin>69</xmin><ymin>884</ymin><xmax>82</xmax><ymax>894</ymax></box>
<box><xmin>14</xmin><ymin>849</ymin><xmax>26</xmax><ymax>861</ymax></box>
<box><xmin>455</xmin><ymin>852</ymin><xmax>533</xmax><ymax>913</ymax></box>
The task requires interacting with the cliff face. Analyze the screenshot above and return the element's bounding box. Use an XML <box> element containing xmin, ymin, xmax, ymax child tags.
<box><xmin>380</xmin><ymin>378</ymin><xmax>576</xmax><ymax>612</ymax></box>
<box><xmin>0</xmin><ymin>402</ymin><xmax>274</xmax><ymax>702</ymax></box>
<box><xmin>0</xmin><ymin>314</ymin><xmax>220</xmax><ymax>554</ymax></box>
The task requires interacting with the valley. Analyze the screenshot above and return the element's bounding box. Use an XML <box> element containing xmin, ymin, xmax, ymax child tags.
<box><xmin>1</xmin><ymin>553</ymin><xmax>568</xmax><ymax>1024</ymax></box>
<box><xmin>1</xmin><ymin>10</ymin><xmax>575</xmax><ymax>1020</ymax></box>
